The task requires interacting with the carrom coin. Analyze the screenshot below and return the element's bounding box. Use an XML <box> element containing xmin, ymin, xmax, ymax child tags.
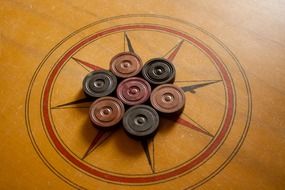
<box><xmin>116</xmin><ymin>77</ymin><xmax>151</xmax><ymax>106</ymax></box>
<box><xmin>89</xmin><ymin>96</ymin><xmax>124</xmax><ymax>129</ymax></box>
<box><xmin>142</xmin><ymin>58</ymin><xmax>175</xmax><ymax>85</ymax></box>
<box><xmin>83</xmin><ymin>70</ymin><xmax>117</xmax><ymax>98</ymax></box>
<box><xmin>151</xmin><ymin>84</ymin><xmax>185</xmax><ymax>114</ymax></box>
<box><xmin>123</xmin><ymin>105</ymin><xmax>159</xmax><ymax>139</ymax></box>
<box><xmin>110</xmin><ymin>52</ymin><xmax>143</xmax><ymax>78</ymax></box>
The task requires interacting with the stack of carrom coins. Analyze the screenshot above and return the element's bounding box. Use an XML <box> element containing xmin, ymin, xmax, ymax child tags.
<box><xmin>82</xmin><ymin>52</ymin><xmax>186</xmax><ymax>140</ymax></box>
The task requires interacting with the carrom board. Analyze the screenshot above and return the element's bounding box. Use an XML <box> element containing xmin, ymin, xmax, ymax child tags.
<box><xmin>0</xmin><ymin>1</ymin><xmax>285</xmax><ymax>189</ymax></box>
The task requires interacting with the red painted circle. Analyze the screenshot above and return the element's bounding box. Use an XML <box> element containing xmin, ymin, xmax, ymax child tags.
<box><xmin>42</xmin><ymin>24</ymin><xmax>235</xmax><ymax>183</ymax></box>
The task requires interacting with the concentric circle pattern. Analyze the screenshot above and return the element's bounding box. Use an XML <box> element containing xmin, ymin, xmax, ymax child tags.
<box><xmin>25</xmin><ymin>15</ymin><xmax>251</xmax><ymax>190</ymax></box>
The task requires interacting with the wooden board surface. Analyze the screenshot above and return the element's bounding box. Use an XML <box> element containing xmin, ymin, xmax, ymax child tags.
<box><xmin>0</xmin><ymin>1</ymin><xmax>285</xmax><ymax>189</ymax></box>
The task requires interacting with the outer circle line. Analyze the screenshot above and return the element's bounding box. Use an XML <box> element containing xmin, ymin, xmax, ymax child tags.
<box><xmin>42</xmin><ymin>24</ymin><xmax>235</xmax><ymax>183</ymax></box>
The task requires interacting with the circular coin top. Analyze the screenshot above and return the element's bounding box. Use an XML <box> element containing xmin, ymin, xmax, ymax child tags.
<box><xmin>110</xmin><ymin>52</ymin><xmax>143</xmax><ymax>78</ymax></box>
<box><xmin>150</xmin><ymin>84</ymin><xmax>185</xmax><ymax>114</ymax></box>
<box><xmin>89</xmin><ymin>97</ymin><xmax>125</xmax><ymax>129</ymax></box>
<box><xmin>83</xmin><ymin>70</ymin><xmax>117</xmax><ymax>98</ymax></box>
<box><xmin>116</xmin><ymin>77</ymin><xmax>151</xmax><ymax>106</ymax></box>
<box><xmin>142</xmin><ymin>58</ymin><xmax>176</xmax><ymax>85</ymax></box>
<box><xmin>123</xmin><ymin>105</ymin><xmax>159</xmax><ymax>139</ymax></box>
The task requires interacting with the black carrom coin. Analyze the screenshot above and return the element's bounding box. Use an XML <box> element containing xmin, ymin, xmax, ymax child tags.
<box><xmin>142</xmin><ymin>58</ymin><xmax>176</xmax><ymax>85</ymax></box>
<box><xmin>123</xmin><ymin>105</ymin><xmax>159</xmax><ymax>140</ymax></box>
<box><xmin>83</xmin><ymin>70</ymin><xmax>117</xmax><ymax>98</ymax></box>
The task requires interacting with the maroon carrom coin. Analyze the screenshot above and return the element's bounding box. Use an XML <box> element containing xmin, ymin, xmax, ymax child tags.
<box><xmin>116</xmin><ymin>77</ymin><xmax>151</xmax><ymax>106</ymax></box>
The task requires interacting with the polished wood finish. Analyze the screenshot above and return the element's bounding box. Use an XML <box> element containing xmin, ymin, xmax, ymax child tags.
<box><xmin>0</xmin><ymin>1</ymin><xmax>284</xmax><ymax>189</ymax></box>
